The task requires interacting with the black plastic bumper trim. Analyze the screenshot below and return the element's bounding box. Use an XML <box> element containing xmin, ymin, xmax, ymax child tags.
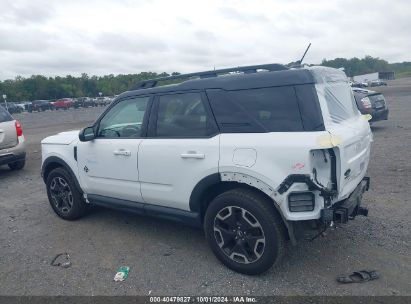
<box><xmin>0</xmin><ymin>152</ymin><xmax>26</xmax><ymax>166</ymax></box>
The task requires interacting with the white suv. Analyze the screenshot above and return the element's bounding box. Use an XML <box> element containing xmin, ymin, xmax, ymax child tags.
<box><xmin>41</xmin><ymin>64</ymin><xmax>372</xmax><ymax>274</ymax></box>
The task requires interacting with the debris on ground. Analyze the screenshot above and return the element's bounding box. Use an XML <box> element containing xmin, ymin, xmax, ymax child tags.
<box><xmin>114</xmin><ymin>266</ymin><xmax>130</xmax><ymax>282</ymax></box>
<box><xmin>50</xmin><ymin>252</ymin><xmax>71</xmax><ymax>268</ymax></box>
<box><xmin>337</xmin><ymin>270</ymin><xmax>379</xmax><ymax>284</ymax></box>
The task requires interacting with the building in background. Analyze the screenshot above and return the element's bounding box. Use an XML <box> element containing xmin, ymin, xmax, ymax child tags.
<box><xmin>353</xmin><ymin>71</ymin><xmax>395</xmax><ymax>83</ymax></box>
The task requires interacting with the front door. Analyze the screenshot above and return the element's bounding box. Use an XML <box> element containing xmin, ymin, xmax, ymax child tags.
<box><xmin>77</xmin><ymin>96</ymin><xmax>150</xmax><ymax>202</ymax></box>
<box><xmin>138</xmin><ymin>92</ymin><xmax>220</xmax><ymax>211</ymax></box>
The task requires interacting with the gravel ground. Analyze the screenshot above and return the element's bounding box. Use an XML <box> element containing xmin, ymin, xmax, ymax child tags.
<box><xmin>0</xmin><ymin>79</ymin><xmax>410</xmax><ymax>296</ymax></box>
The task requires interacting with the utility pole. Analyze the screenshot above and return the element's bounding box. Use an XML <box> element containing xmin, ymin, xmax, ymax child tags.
<box><xmin>2</xmin><ymin>94</ymin><xmax>7</xmax><ymax>111</ymax></box>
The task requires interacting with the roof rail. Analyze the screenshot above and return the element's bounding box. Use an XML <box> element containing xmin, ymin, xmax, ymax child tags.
<box><xmin>133</xmin><ymin>63</ymin><xmax>288</xmax><ymax>90</ymax></box>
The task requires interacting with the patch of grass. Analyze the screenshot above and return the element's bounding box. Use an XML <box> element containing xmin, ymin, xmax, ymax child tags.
<box><xmin>396</xmin><ymin>71</ymin><xmax>411</xmax><ymax>79</ymax></box>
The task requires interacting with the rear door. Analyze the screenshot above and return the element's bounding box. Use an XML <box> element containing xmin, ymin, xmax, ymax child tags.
<box><xmin>316</xmin><ymin>80</ymin><xmax>372</xmax><ymax>199</ymax></box>
<box><xmin>0</xmin><ymin>106</ymin><xmax>17</xmax><ymax>150</ymax></box>
<box><xmin>138</xmin><ymin>91</ymin><xmax>220</xmax><ymax>211</ymax></box>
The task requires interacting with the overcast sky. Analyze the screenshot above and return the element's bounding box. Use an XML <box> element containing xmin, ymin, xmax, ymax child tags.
<box><xmin>0</xmin><ymin>0</ymin><xmax>409</xmax><ymax>80</ymax></box>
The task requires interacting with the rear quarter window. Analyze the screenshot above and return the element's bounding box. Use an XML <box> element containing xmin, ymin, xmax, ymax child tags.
<box><xmin>0</xmin><ymin>105</ymin><xmax>13</xmax><ymax>123</ymax></box>
<box><xmin>323</xmin><ymin>82</ymin><xmax>359</xmax><ymax>123</ymax></box>
<box><xmin>207</xmin><ymin>87</ymin><xmax>304</xmax><ymax>132</ymax></box>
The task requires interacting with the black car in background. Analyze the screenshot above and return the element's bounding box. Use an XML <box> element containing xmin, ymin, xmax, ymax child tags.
<box><xmin>74</xmin><ymin>97</ymin><xmax>97</xmax><ymax>108</ymax></box>
<box><xmin>28</xmin><ymin>100</ymin><xmax>53</xmax><ymax>112</ymax></box>
<box><xmin>352</xmin><ymin>87</ymin><xmax>389</xmax><ymax>122</ymax></box>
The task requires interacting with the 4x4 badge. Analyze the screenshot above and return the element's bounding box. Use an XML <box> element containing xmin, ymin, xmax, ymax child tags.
<box><xmin>84</xmin><ymin>166</ymin><xmax>89</xmax><ymax>173</ymax></box>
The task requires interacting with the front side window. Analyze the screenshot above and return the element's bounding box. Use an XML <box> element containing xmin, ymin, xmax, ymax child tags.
<box><xmin>155</xmin><ymin>93</ymin><xmax>210</xmax><ymax>137</ymax></box>
<box><xmin>98</xmin><ymin>96</ymin><xmax>149</xmax><ymax>138</ymax></box>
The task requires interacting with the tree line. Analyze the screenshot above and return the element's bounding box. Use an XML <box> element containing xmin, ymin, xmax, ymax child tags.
<box><xmin>320</xmin><ymin>55</ymin><xmax>411</xmax><ymax>78</ymax></box>
<box><xmin>1</xmin><ymin>56</ymin><xmax>410</xmax><ymax>102</ymax></box>
<box><xmin>0</xmin><ymin>72</ymin><xmax>175</xmax><ymax>102</ymax></box>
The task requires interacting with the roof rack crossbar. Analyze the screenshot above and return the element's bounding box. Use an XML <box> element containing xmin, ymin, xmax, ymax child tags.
<box><xmin>133</xmin><ymin>63</ymin><xmax>288</xmax><ymax>90</ymax></box>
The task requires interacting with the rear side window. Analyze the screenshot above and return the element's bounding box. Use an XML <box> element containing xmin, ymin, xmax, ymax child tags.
<box><xmin>154</xmin><ymin>92</ymin><xmax>213</xmax><ymax>138</ymax></box>
<box><xmin>0</xmin><ymin>105</ymin><xmax>13</xmax><ymax>123</ymax></box>
<box><xmin>207</xmin><ymin>87</ymin><xmax>304</xmax><ymax>133</ymax></box>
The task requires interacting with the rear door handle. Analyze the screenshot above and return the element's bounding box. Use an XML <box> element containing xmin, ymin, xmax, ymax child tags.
<box><xmin>113</xmin><ymin>149</ymin><xmax>131</xmax><ymax>156</ymax></box>
<box><xmin>180</xmin><ymin>152</ymin><xmax>205</xmax><ymax>159</ymax></box>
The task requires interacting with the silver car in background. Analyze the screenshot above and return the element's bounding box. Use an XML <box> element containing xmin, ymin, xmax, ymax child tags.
<box><xmin>0</xmin><ymin>105</ymin><xmax>26</xmax><ymax>170</ymax></box>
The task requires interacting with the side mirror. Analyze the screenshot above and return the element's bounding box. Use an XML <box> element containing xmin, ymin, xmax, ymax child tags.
<box><xmin>79</xmin><ymin>126</ymin><xmax>96</xmax><ymax>142</ymax></box>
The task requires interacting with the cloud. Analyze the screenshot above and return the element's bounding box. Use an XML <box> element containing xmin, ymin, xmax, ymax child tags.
<box><xmin>95</xmin><ymin>32</ymin><xmax>168</xmax><ymax>53</ymax></box>
<box><xmin>219</xmin><ymin>6</ymin><xmax>269</xmax><ymax>23</ymax></box>
<box><xmin>0</xmin><ymin>0</ymin><xmax>54</xmax><ymax>25</ymax></box>
<box><xmin>0</xmin><ymin>0</ymin><xmax>409</xmax><ymax>80</ymax></box>
<box><xmin>0</xmin><ymin>28</ymin><xmax>53</xmax><ymax>52</ymax></box>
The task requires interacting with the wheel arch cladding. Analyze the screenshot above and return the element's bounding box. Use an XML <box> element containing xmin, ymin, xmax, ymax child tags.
<box><xmin>42</xmin><ymin>156</ymin><xmax>82</xmax><ymax>193</ymax></box>
<box><xmin>189</xmin><ymin>172</ymin><xmax>291</xmax><ymax>241</ymax></box>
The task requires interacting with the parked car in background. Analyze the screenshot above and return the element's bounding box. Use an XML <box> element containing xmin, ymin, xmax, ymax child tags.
<box><xmin>28</xmin><ymin>100</ymin><xmax>53</xmax><ymax>112</ymax></box>
<box><xmin>351</xmin><ymin>81</ymin><xmax>368</xmax><ymax>88</ymax></box>
<box><xmin>52</xmin><ymin>98</ymin><xmax>74</xmax><ymax>110</ymax></box>
<box><xmin>95</xmin><ymin>97</ymin><xmax>111</xmax><ymax>106</ymax></box>
<box><xmin>0</xmin><ymin>102</ymin><xmax>22</xmax><ymax>114</ymax></box>
<box><xmin>14</xmin><ymin>103</ymin><xmax>26</xmax><ymax>112</ymax></box>
<box><xmin>370</xmin><ymin>79</ymin><xmax>387</xmax><ymax>87</ymax></box>
<box><xmin>352</xmin><ymin>87</ymin><xmax>389</xmax><ymax>122</ymax></box>
<box><xmin>0</xmin><ymin>105</ymin><xmax>26</xmax><ymax>170</ymax></box>
<box><xmin>74</xmin><ymin>97</ymin><xmax>97</xmax><ymax>108</ymax></box>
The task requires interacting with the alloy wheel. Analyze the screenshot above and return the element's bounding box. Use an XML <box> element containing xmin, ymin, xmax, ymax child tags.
<box><xmin>50</xmin><ymin>176</ymin><xmax>73</xmax><ymax>214</ymax></box>
<box><xmin>213</xmin><ymin>206</ymin><xmax>265</xmax><ymax>264</ymax></box>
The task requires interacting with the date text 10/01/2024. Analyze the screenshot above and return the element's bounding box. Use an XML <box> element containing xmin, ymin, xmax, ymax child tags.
<box><xmin>149</xmin><ymin>296</ymin><xmax>257</xmax><ymax>303</ymax></box>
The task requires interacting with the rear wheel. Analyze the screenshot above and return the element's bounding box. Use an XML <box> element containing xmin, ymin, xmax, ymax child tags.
<box><xmin>8</xmin><ymin>160</ymin><xmax>25</xmax><ymax>170</ymax></box>
<box><xmin>204</xmin><ymin>188</ymin><xmax>286</xmax><ymax>275</ymax></box>
<box><xmin>46</xmin><ymin>167</ymin><xmax>86</xmax><ymax>220</ymax></box>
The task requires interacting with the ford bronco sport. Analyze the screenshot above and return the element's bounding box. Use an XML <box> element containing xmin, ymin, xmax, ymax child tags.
<box><xmin>41</xmin><ymin>64</ymin><xmax>372</xmax><ymax>275</ymax></box>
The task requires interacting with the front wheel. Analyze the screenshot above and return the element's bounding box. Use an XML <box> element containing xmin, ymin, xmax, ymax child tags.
<box><xmin>204</xmin><ymin>189</ymin><xmax>286</xmax><ymax>275</ymax></box>
<box><xmin>46</xmin><ymin>167</ymin><xmax>87</xmax><ymax>220</ymax></box>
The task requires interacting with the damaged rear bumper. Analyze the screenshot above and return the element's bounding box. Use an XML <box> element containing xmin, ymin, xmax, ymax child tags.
<box><xmin>321</xmin><ymin>176</ymin><xmax>370</xmax><ymax>224</ymax></box>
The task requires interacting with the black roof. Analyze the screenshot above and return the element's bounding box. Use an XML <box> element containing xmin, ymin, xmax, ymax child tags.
<box><xmin>118</xmin><ymin>65</ymin><xmax>319</xmax><ymax>99</ymax></box>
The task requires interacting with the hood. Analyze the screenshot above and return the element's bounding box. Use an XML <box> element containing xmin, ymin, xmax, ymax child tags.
<box><xmin>41</xmin><ymin>130</ymin><xmax>80</xmax><ymax>145</ymax></box>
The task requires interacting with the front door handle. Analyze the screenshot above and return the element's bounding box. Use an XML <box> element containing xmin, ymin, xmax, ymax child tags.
<box><xmin>113</xmin><ymin>149</ymin><xmax>131</xmax><ymax>156</ymax></box>
<box><xmin>180</xmin><ymin>152</ymin><xmax>205</xmax><ymax>159</ymax></box>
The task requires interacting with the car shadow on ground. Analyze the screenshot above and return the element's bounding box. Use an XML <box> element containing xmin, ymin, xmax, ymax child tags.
<box><xmin>370</xmin><ymin>125</ymin><xmax>387</xmax><ymax>132</ymax></box>
<box><xmin>78</xmin><ymin>204</ymin><xmax>334</xmax><ymax>279</ymax></box>
<box><xmin>0</xmin><ymin>166</ymin><xmax>20</xmax><ymax>178</ymax></box>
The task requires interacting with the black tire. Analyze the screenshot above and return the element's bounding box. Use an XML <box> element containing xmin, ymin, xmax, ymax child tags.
<box><xmin>46</xmin><ymin>167</ymin><xmax>86</xmax><ymax>220</ymax></box>
<box><xmin>204</xmin><ymin>188</ymin><xmax>286</xmax><ymax>275</ymax></box>
<box><xmin>8</xmin><ymin>160</ymin><xmax>25</xmax><ymax>170</ymax></box>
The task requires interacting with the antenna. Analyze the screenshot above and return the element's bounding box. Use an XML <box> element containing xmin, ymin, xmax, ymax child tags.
<box><xmin>298</xmin><ymin>42</ymin><xmax>311</xmax><ymax>65</ymax></box>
